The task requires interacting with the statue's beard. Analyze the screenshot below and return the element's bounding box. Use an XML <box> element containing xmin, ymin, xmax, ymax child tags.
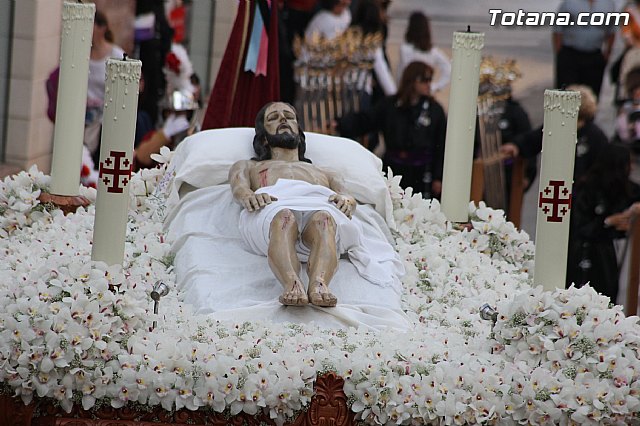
<box><xmin>266</xmin><ymin>131</ymin><xmax>300</xmax><ymax>150</ymax></box>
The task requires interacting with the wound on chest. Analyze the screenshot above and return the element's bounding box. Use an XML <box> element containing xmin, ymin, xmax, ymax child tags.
<box><xmin>258</xmin><ymin>168</ymin><xmax>269</xmax><ymax>187</ymax></box>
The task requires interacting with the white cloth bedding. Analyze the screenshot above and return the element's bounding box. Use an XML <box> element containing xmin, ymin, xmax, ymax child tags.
<box><xmin>165</xmin><ymin>184</ymin><xmax>411</xmax><ymax>331</ymax></box>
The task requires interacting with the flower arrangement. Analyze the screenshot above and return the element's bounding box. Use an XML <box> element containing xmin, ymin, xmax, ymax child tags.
<box><xmin>1</xmin><ymin>150</ymin><xmax>639</xmax><ymax>425</ymax></box>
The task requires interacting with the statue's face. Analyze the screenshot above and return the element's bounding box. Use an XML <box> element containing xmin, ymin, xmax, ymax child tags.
<box><xmin>264</xmin><ymin>103</ymin><xmax>299</xmax><ymax>137</ymax></box>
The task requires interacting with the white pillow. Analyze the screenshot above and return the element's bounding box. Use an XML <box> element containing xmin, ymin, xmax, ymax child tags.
<box><xmin>170</xmin><ymin>128</ymin><xmax>395</xmax><ymax>228</ymax></box>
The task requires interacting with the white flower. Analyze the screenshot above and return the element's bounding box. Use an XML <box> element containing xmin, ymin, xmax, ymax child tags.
<box><xmin>150</xmin><ymin>146</ymin><xmax>174</xmax><ymax>165</ymax></box>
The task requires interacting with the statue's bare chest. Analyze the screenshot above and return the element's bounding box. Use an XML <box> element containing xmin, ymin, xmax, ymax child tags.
<box><xmin>250</xmin><ymin>161</ymin><xmax>329</xmax><ymax>189</ymax></box>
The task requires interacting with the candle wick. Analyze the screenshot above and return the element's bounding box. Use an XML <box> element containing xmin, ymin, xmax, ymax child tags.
<box><xmin>467</xmin><ymin>25</ymin><xmax>471</xmax><ymax>32</ymax></box>
<box><xmin>122</xmin><ymin>53</ymin><xmax>128</xmax><ymax>61</ymax></box>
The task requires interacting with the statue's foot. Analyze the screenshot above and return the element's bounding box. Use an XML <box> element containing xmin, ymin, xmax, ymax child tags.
<box><xmin>279</xmin><ymin>278</ymin><xmax>309</xmax><ymax>306</ymax></box>
<box><xmin>308</xmin><ymin>279</ymin><xmax>337</xmax><ymax>307</ymax></box>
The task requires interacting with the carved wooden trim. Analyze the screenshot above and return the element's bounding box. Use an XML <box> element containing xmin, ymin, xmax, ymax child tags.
<box><xmin>470</xmin><ymin>158</ymin><xmax>484</xmax><ymax>205</ymax></box>
<box><xmin>626</xmin><ymin>218</ymin><xmax>640</xmax><ymax>316</ymax></box>
<box><xmin>291</xmin><ymin>372</ymin><xmax>356</xmax><ymax>426</ymax></box>
<box><xmin>1</xmin><ymin>373</ymin><xmax>355</xmax><ymax>426</ymax></box>
<box><xmin>38</xmin><ymin>193</ymin><xmax>91</xmax><ymax>215</ymax></box>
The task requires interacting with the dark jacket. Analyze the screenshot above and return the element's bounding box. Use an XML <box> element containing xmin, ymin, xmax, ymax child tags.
<box><xmin>338</xmin><ymin>95</ymin><xmax>447</xmax><ymax>180</ymax></box>
<box><xmin>566</xmin><ymin>178</ymin><xmax>640</xmax><ymax>303</ymax></box>
<box><xmin>499</xmin><ymin>98</ymin><xmax>532</xmax><ymax>145</ymax></box>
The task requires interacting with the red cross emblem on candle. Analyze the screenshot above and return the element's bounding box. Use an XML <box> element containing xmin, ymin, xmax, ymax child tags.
<box><xmin>539</xmin><ymin>179</ymin><xmax>571</xmax><ymax>223</ymax></box>
<box><xmin>99</xmin><ymin>151</ymin><xmax>132</xmax><ymax>194</ymax></box>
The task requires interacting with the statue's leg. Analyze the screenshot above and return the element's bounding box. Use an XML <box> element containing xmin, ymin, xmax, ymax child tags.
<box><xmin>301</xmin><ymin>211</ymin><xmax>338</xmax><ymax>307</ymax></box>
<box><xmin>268</xmin><ymin>209</ymin><xmax>308</xmax><ymax>306</ymax></box>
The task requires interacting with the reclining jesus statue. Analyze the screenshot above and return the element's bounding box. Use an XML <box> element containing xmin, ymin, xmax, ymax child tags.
<box><xmin>229</xmin><ymin>101</ymin><xmax>391</xmax><ymax>308</ymax></box>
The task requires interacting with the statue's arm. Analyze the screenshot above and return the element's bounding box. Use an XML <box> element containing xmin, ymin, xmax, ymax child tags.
<box><xmin>229</xmin><ymin>160</ymin><xmax>276</xmax><ymax>212</ymax></box>
<box><xmin>325</xmin><ymin>169</ymin><xmax>356</xmax><ymax>219</ymax></box>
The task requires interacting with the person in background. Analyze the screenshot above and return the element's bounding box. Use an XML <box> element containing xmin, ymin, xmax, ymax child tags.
<box><xmin>378</xmin><ymin>0</ymin><xmax>391</xmax><ymax>59</ymax></box>
<box><xmin>134</xmin><ymin>90</ymin><xmax>199</xmax><ymax>171</ymax></box>
<box><xmin>336</xmin><ymin>61</ymin><xmax>446</xmax><ymax>199</ymax></box>
<box><xmin>552</xmin><ymin>0</ymin><xmax>616</xmax><ymax>99</ymax></box>
<box><xmin>349</xmin><ymin>0</ymin><xmax>396</xmax><ymax>98</ymax></box>
<box><xmin>134</xmin><ymin>43</ymin><xmax>200</xmax><ymax>170</ymax></box>
<box><xmin>166</xmin><ymin>0</ymin><xmax>187</xmax><ymax>44</ymax></box>
<box><xmin>611</xmin><ymin>0</ymin><xmax>640</xmax><ymax>103</ymax></box>
<box><xmin>396</xmin><ymin>11</ymin><xmax>451</xmax><ymax>95</ymax></box>
<box><xmin>135</xmin><ymin>0</ymin><xmax>174</xmax><ymax>127</ymax></box>
<box><xmin>304</xmin><ymin>0</ymin><xmax>352</xmax><ymax>40</ymax></box>
<box><xmin>566</xmin><ymin>143</ymin><xmax>640</xmax><ymax>304</ymax></box>
<box><xmin>613</xmin><ymin>66</ymin><xmax>640</xmax><ymax>153</ymax></box>
<box><xmin>340</xmin><ymin>0</ymin><xmax>395</xmax><ymax>152</ymax></box>
<box><xmin>622</xmin><ymin>0</ymin><xmax>640</xmax><ymax>48</ymax></box>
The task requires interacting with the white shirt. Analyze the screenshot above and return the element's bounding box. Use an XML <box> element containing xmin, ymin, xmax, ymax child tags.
<box><xmin>305</xmin><ymin>9</ymin><xmax>351</xmax><ymax>40</ymax></box>
<box><xmin>373</xmin><ymin>47</ymin><xmax>396</xmax><ymax>96</ymax></box>
<box><xmin>397</xmin><ymin>43</ymin><xmax>451</xmax><ymax>93</ymax></box>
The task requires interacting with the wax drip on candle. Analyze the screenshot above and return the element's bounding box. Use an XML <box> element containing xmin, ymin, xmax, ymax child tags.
<box><xmin>452</xmin><ymin>31</ymin><xmax>484</xmax><ymax>50</ymax></box>
<box><xmin>543</xmin><ymin>90</ymin><xmax>580</xmax><ymax>117</ymax></box>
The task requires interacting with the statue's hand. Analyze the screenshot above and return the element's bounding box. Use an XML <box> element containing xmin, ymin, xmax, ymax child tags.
<box><xmin>241</xmin><ymin>192</ymin><xmax>277</xmax><ymax>212</ymax></box>
<box><xmin>328</xmin><ymin>194</ymin><xmax>356</xmax><ymax>219</ymax></box>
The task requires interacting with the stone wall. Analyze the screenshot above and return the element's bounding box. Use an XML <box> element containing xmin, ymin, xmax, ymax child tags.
<box><xmin>6</xmin><ymin>0</ymin><xmax>62</xmax><ymax>172</ymax></box>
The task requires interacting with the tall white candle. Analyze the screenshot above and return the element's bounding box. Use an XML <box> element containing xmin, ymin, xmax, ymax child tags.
<box><xmin>92</xmin><ymin>58</ymin><xmax>142</xmax><ymax>266</ymax></box>
<box><xmin>533</xmin><ymin>89</ymin><xmax>580</xmax><ymax>291</ymax></box>
<box><xmin>50</xmin><ymin>1</ymin><xmax>95</xmax><ymax>196</ymax></box>
<box><xmin>440</xmin><ymin>30</ymin><xmax>484</xmax><ymax>223</ymax></box>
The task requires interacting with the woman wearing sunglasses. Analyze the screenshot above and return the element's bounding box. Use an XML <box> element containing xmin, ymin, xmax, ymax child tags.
<box><xmin>335</xmin><ymin>61</ymin><xmax>447</xmax><ymax>199</ymax></box>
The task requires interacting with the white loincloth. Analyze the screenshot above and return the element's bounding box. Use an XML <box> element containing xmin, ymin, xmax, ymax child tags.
<box><xmin>238</xmin><ymin>179</ymin><xmax>403</xmax><ymax>290</ymax></box>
